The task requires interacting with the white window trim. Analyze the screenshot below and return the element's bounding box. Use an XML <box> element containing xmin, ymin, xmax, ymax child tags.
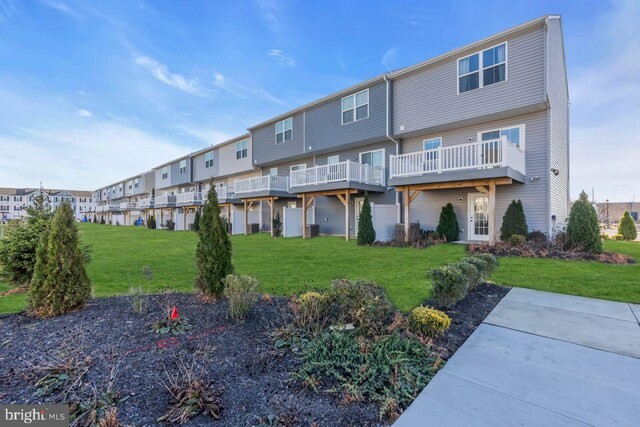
<box><xmin>290</xmin><ymin>163</ymin><xmax>306</xmax><ymax>172</ymax></box>
<box><xmin>269</xmin><ymin>167</ymin><xmax>278</xmax><ymax>176</ymax></box>
<box><xmin>205</xmin><ymin>151</ymin><xmax>215</xmax><ymax>168</ymax></box>
<box><xmin>476</xmin><ymin>123</ymin><xmax>526</xmax><ymax>150</ymax></box>
<box><xmin>423</xmin><ymin>137</ymin><xmax>443</xmax><ymax>151</ymax></box>
<box><xmin>358</xmin><ymin>148</ymin><xmax>385</xmax><ymax>169</ymax></box>
<box><xmin>235</xmin><ymin>140</ymin><xmax>248</xmax><ymax>159</ymax></box>
<box><xmin>275</xmin><ymin>117</ymin><xmax>293</xmax><ymax>144</ymax></box>
<box><xmin>327</xmin><ymin>155</ymin><xmax>340</xmax><ymax>164</ymax></box>
<box><xmin>457</xmin><ymin>42</ymin><xmax>508</xmax><ymax>95</ymax></box>
<box><xmin>341</xmin><ymin>88</ymin><xmax>369</xmax><ymax>125</ymax></box>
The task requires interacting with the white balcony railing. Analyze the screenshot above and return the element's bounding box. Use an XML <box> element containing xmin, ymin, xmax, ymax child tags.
<box><xmin>290</xmin><ymin>160</ymin><xmax>385</xmax><ymax>187</ymax></box>
<box><xmin>154</xmin><ymin>195</ymin><xmax>176</xmax><ymax>205</ymax></box>
<box><xmin>138</xmin><ymin>198</ymin><xmax>154</xmax><ymax>208</ymax></box>
<box><xmin>389</xmin><ymin>137</ymin><xmax>525</xmax><ymax>178</ymax></box>
<box><xmin>234</xmin><ymin>175</ymin><xmax>289</xmax><ymax>194</ymax></box>
<box><xmin>120</xmin><ymin>202</ymin><xmax>137</xmax><ymax>210</ymax></box>
<box><xmin>108</xmin><ymin>203</ymin><xmax>119</xmax><ymax>211</ymax></box>
<box><xmin>176</xmin><ymin>192</ymin><xmax>202</xmax><ymax>204</ymax></box>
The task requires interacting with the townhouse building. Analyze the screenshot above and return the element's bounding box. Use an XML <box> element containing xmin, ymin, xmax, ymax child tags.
<box><xmin>0</xmin><ymin>187</ymin><xmax>94</xmax><ymax>221</ymax></box>
<box><xmin>93</xmin><ymin>15</ymin><xmax>569</xmax><ymax>243</ymax></box>
<box><xmin>93</xmin><ymin>171</ymin><xmax>155</xmax><ymax>225</ymax></box>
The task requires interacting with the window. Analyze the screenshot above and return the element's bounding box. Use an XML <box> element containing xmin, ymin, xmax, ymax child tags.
<box><xmin>269</xmin><ymin>167</ymin><xmax>278</xmax><ymax>176</ymax></box>
<box><xmin>179</xmin><ymin>159</ymin><xmax>187</xmax><ymax>174</ymax></box>
<box><xmin>134</xmin><ymin>178</ymin><xmax>139</xmax><ymax>188</ymax></box>
<box><xmin>205</xmin><ymin>151</ymin><xmax>214</xmax><ymax>168</ymax></box>
<box><xmin>423</xmin><ymin>137</ymin><xmax>442</xmax><ymax>151</ymax></box>
<box><xmin>458</xmin><ymin>43</ymin><xmax>506</xmax><ymax>93</ymax></box>
<box><xmin>13</xmin><ymin>196</ymin><xmax>22</xmax><ymax>202</ymax></box>
<box><xmin>342</xmin><ymin>89</ymin><xmax>369</xmax><ymax>124</ymax></box>
<box><xmin>275</xmin><ymin>118</ymin><xmax>292</xmax><ymax>143</ymax></box>
<box><xmin>119</xmin><ymin>184</ymin><xmax>123</xmax><ymax>191</ymax></box>
<box><xmin>287</xmin><ymin>201</ymin><xmax>297</xmax><ymax>209</ymax></box>
<box><xmin>0</xmin><ymin>196</ymin><xmax>9</xmax><ymax>201</ymax></box>
<box><xmin>359</xmin><ymin>149</ymin><xmax>384</xmax><ymax>168</ymax></box>
<box><xmin>479</xmin><ymin>124</ymin><xmax>525</xmax><ymax>149</ymax></box>
<box><xmin>162</xmin><ymin>166</ymin><xmax>169</xmax><ymax>179</ymax></box>
<box><xmin>291</xmin><ymin>164</ymin><xmax>306</xmax><ymax>172</ymax></box>
<box><xmin>327</xmin><ymin>155</ymin><xmax>340</xmax><ymax>165</ymax></box>
<box><xmin>128</xmin><ymin>180</ymin><xmax>133</xmax><ymax>190</ymax></box>
<box><xmin>236</xmin><ymin>140</ymin><xmax>248</xmax><ymax>159</ymax></box>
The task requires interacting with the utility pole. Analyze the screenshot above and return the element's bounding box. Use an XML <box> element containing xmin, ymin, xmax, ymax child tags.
<box><xmin>606</xmin><ymin>199</ymin><xmax>610</xmax><ymax>229</ymax></box>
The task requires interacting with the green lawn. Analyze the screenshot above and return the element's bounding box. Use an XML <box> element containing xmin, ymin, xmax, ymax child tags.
<box><xmin>1</xmin><ymin>223</ymin><xmax>638</xmax><ymax>314</ymax></box>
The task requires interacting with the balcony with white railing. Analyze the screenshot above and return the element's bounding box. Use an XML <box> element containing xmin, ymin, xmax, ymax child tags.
<box><xmin>120</xmin><ymin>201</ymin><xmax>138</xmax><ymax>210</ymax></box>
<box><xmin>389</xmin><ymin>137</ymin><xmax>526</xmax><ymax>185</ymax></box>
<box><xmin>138</xmin><ymin>198</ymin><xmax>154</xmax><ymax>209</ymax></box>
<box><xmin>176</xmin><ymin>192</ymin><xmax>203</xmax><ymax>205</ymax></box>
<box><xmin>108</xmin><ymin>203</ymin><xmax>120</xmax><ymax>211</ymax></box>
<box><xmin>154</xmin><ymin>194</ymin><xmax>177</xmax><ymax>206</ymax></box>
<box><xmin>234</xmin><ymin>175</ymin><xmax>290</xmax><ymax>196</ymax></box>
<box><xmin>289</xmin><ymin>160</ymin><xmax>386</xmax><ymax>192</ymax></box>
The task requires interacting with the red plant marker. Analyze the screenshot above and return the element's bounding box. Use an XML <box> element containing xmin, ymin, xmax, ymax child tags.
<box><xmin>170</xmin><ymin>306</ymin><xmax>179</xmax><ymax>321</ymax></box>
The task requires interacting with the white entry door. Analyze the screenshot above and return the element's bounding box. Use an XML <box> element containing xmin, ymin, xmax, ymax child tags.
<box><xmin>468</xmin><ymin>193</ymin><xmax>490</xmax><ymax>241</ymax></box>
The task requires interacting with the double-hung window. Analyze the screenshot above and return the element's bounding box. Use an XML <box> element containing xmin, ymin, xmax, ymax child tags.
<box><xmin>161</xmin><ymin>166</ymin><xmax>169</xmax><ymax>180</ymax></box>
<box><xmin>128</xmin><ymin>180</ymin><xmax>133</xmax><ymax>190</ymax></box>
<box><xmin>269</xmin><ymin>167</ymin><xmax>278</xmax><ymax>176</ymax></box>
<box><xmin>342</xmin><ymin>89</ymin><xmax>369</xmax><ymax>124</ymax></box>
<box><xmin>179</xmin><ymin>159</ymin><xmax>187</xmax><ymax>174</ymax></box>
<box><xmin>134</xmin><ymin>178</ymin><xmax>139</xmax><ymax>188</ymax></box>
<box><xmin>479</xmin><ymin>124</ymin><xmax>525</xmax><ymax>149</ymax></box>
<box><xmin>359</xmin><ymin>149</ymin><xmax>384</xmax><ymax>168</ymax></box>
<box><xmin>275</xmin><ymin>118</ymin><xmax>292</xmax><ymax>143</ymax></box>
<box><xmin>458</xmin><ymin>43</ymin><xmax>506</xmax><ymax>93</ymax></box>
<box><xmin>205</xmin><ymin>151</ymin><xmax>214</xmax><ymax>168</ymax></box>
<box><xmin>236</xmin><ymin>140</ymin><xmax>248</xmax><ymax>159</ymax></box>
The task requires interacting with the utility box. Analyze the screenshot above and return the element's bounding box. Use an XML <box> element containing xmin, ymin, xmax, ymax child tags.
<box><xmin>248</xmin><ymin>223</ymin><xmax>260</xmax><ymax>234</ymax></box>
<box><xmin>306</xmin><ymin>224</ymin><xmax>320</xmax><ymax>238</ymax></box>
<box><xmin>394</xmin><ymin>223</ymin><xmax>421</xmax><ymax>243</ymax></box>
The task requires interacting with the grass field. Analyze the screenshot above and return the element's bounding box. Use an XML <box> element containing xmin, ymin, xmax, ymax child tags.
<box><xmin>1</xmin><ymin>223</ymin><xmax>639</xmax><ymax>314</ymax></box>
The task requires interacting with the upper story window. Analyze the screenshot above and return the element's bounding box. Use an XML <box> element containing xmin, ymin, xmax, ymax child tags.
<box><xmin>269</xmin><ymin>167</ymin><xmax>278</xmax><ymax>176</ymax></box>
<box><xmin>236</xmin><ymin>140</ymin><xmax>248</xmax><ymax>159</ymax></box>
<box><xmin>134</xmin><ymin>178</ymin><xmax>139</xmax><ymax>188</ymax></box>
<box><xmin>205</xmin><ymin>151</ymin><xmax>214</xmax><ymax>168</ymax></box>
<box><xmin>478</xmin><ymin>124</ymin><xmax>525</xmax><ymax>149</ymax></box>
<box><xmin>327</xmin><ymin>155</ymin><xmax>340</xmax><ymax>165</ymax></box>
<box><xmin>118</xmin><ymin>184</ymin><xmax>123</xmax><ymax>191</ymax></box>
<box><xmin>179</xmin><ymin>159</ymin><xmax>187</xmax><ymax>174</ymax></box>
<box><xmin>342</xmin><ymin>89</ymin><xmax>369</xmax><ymax>124</ymax></box>
<box><xmin>161</xmin><ymin>166</ymin><xmax>169</xmax><ymax>179</ymax></box>
<box><xmin>13</xmin><ymin>196</ymin><xmax>22</xmax><ymax>201</ymax></box>
<box><xmin>127</xmin><ymin>180</ymin><xmax>133</xmax><ymax>190</ymax></box>
<box><xmin>0</xmin><ymin>196</ymin><xmax>9</xmax><ymax>202</ymax></box>
<box><xmin>458</xmin><ymin>43</ymin><xmax>506</xmax><ymax>93</ymax></box>
<box><xmin>423</xmin><ymin>137</ymin><xmax>442</xmax><ymax>151</ymax></box>
<box><xmin>275</xmin><ymin>118</ymin><xmax>292</xmax><ymax>144</ymax></box>
<box><xmin>359</xmin><ymin>149</ymin><xmax>384</xmax><ymax>168</ymax></box>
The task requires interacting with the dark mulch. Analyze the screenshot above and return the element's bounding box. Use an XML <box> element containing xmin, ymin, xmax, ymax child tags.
<box><xmin>470</xmin><ymin>242</ymin><xmax>635</xmax><ymax>264</ymax></box>
<box><xmin>0</xmin><ymin>284</ymin><xmax>509</xmax><ymax>426</ymax></box>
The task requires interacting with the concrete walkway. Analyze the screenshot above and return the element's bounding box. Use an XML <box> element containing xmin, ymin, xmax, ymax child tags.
<box><xmin>394</xmin><ymin>288</ymin><xmax>640</xmax><ymax>426</ymax></box>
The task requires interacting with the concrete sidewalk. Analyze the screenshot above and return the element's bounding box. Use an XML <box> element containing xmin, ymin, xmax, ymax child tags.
<box><xmin>394</xmin><ymin>288</ymin><xmax>640</xmax><ymax>426</ymax></box>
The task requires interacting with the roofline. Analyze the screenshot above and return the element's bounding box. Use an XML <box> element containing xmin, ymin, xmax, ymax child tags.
<box><xmin>189</xmin><ymin>133</ymin><xmax>250</xmax><ymax>157</ymax></box>
<box><xmin>389</xmin><ymin>15</ymin><xmax>550</xmax><ymax>79</ymax></box>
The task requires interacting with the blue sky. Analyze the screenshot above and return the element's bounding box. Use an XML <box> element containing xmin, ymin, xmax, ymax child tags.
<box><xmin>0</xmin><ymin>0</ymin><xmax>638</xmax><ymax>201</ymax></box>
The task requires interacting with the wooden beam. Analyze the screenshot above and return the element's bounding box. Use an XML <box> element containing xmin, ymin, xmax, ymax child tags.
<box><xmin>270</xmin><ymin>197</ymin><xmax>274</xmax><ymax>238</ymax></box>
<box><xmin>403</xmin><ymin>178</ymin><xmax>512</xmax><ymax>192</ymax></box>
<box><xmin>475</xmin><ymin>186</ymin><xmax>488</xmax><ymax>194</ymax></box>
<box><xmin>488</xmin><ymin>179</ymin><xmax>496</xmax><ymax>245</ymax></box>
<box><xmin>242</xmin><ymin>196</ymin><xmax>280</xmax><ymax>203</ymax></box>
<box><xmin>243</xmin><ymin>199</ymin><xmax>249</xmax><ymax>236</ymax></box>
<box><xmin>305</xmin><ymin>195</ymin><xmax>315</xmax><ymax>210</ymax></box>
<box><xmin>296</xmin><ymin>188</ymin><xmax>358</xmax><ymax>198</ymax></box>
<box><xmin>302</xmin><ymin>193</ymin><xmax>307</xmax><ymax>239</ymax></box>
<box><xmin>403</xmin><ymin>188</ymin><xmax>410</xmax><ymax>242</ymax></box>
<box><xmin>409</xmin><ymin>190</ymin><xmax>421</xmax><ymax>204</ymax></box>
<box><xmin>336</xmin><ymin>193</ymin><xmax>347</xmax><ymax>207</ymax></box>
<box><xmin>345</xmin><ymin>190</ymin><xmax>351</xmax><ymax>241</ymax></box>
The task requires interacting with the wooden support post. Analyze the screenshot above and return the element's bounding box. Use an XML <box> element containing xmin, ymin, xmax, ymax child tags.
<box><xmin>404</xmin><ymin>187</ymin><xmax>410</xmax><ymax>242</ymax></box>
<box><xmin>345</xmin><ymin>190</ymin><xmax>350</xmax><ymax>241</ymax></box>
<box><xmin>488</xmin><ymin>179</ymin><xmax>496</xmax><ymax>245</ymax></box>
<box><xmin>302</xmin><ymin>193</ymin><xmax>307</xmax><ymax>238</ymax></box>
<box><xmin>269</xmin><ymin>197</ymin><xmax>274</xmax><ymax>238</ymax></box>
<box><xmin>227</xmin><ymin>204</ymin><xmax>231</xmax><ymax>225</ymax></box>
<box><xmin>244</xmin><ymin>200</ymin><xmax>249</xmax><ymax>235</ymax></box>
<box><xmin>183</xmin><ymin>208</ymin><xmax>187</xmax><ymax>231</ymax></box>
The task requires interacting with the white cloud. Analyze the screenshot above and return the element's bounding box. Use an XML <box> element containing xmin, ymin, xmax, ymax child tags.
<box><xmin>134</xmin><ymin>55</ymin><xmax>204</xmax><ymax>96</ymax></box>
<box><xmin>213</xmin><ymin>72</ymin><xmax>284</xmax><ymax>105</ymax></box>
<box><xmin>268</xmin><ymin>49</ymin><xmax>296</xmax><ymax>66</ymax></box>
<box><xmin>381</xmin><ymin>47</ymin><xmax>398</xmax><ymax>71</ymax></box>
<box><xmin>77</xmin><ymin>109</ymin><xmax>92</xmax><ymax>117</ymax></box>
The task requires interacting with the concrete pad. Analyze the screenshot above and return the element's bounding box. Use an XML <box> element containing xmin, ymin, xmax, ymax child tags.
<box><xmin>629</xmin><ymin>303</ymin><xmax>640</xmax><ymax>324</ymax></box>
<box><xmin>507</xmin><ymin>287</ymin><xmax>637</xmax><ymax>322</ymax></box>
<box><xmin>394</xmin><ymin>371</ymin><xmax>589</xmax><ymax>427</ymax></box>
<box><xmin>485</xmin><ymin>297</ymin><xmax>640</xmax><ymax>358</ymax></box>
<box><xmin>441</xmin><ymin>324</ymin><xmax>640</xmax><ymax>426</ymax></box>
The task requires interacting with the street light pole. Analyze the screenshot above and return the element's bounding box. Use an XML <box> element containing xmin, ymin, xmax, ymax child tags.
<box><xmin>606</xmin><ymin>199</ymin><xmax>609</xmax><ymax>229</ymax></box>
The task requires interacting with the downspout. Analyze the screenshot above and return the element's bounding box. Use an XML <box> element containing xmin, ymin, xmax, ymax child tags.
<box><xmin>383</xmin><ymin>74</ymin><xmax>401</xmax><ymax>223</ymax></box>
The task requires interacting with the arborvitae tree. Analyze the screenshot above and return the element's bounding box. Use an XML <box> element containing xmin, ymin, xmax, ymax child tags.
<box><xmin>194</xmin><ymin>187</ymin><xmax>233</xmax><ymax>297</ymax></box>
<box><xmin>272</xmin><ymin>211</ymin><xmax>282</xmax><ymax>237</ymax></box>
<box><xmin>618</xmin><ymin>210</ymin><xmax>637</xmax><ymax>241</ymax></box>
<box><xmin>357</xmin><ymin>192</ymin><xmax>376</xmax><ymax>245</ymax></box>
<box><xmin>29</xmin><ymin>203</ymin><xmax>91</xmax><ymax>316</ymax></box>
<box><xmin>566</xmin><ymin>191</ymin><xmax>602</xmax><ymax>253</ymax></box>
<box><xmin>500</xmin><ymin>199</ymin><xmax>528</xmax><ymax>240</ymax></box>
<box><xmin>436</xmin><ymin>203</ymin><xmax>459</xmax><ymax>242</ymax></box>
<box><xmin>100</xmin><ymin>216</ymin><xmax>106</xmax><ymax>224</ymax></box>
<box><xmin>0</xmin><ymin>192</ymin><xmax>53</xmax><ymax>285</ymax></box>
<box><xmin>147</xmin><ymin>215</ymin><xmax>156</xmax><ymax>229</ymax></box>
<box><xmin>193</xmin><ymin>210</ymin><xmax>201</xmax><ymax>232</ymax></box>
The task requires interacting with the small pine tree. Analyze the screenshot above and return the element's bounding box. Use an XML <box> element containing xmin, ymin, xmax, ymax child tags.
<box><xmin>193</xmin><ymin>210</ymin><xmax>201</xmax><ymax>232</ymax></box>
<box><xmin>194</xmin><ymin>187</ymin><xmax>233</xmax><ymax>297</ymax></box>
<box><xmin>272</xmin><ymin>211</ymin><xmax>282</xmax><ymax>237</ymax></box>
<box><xmin>29</xmin><ymin>203</ymin><xmax>91</xmax><ymax>316</ymax></box>
<box><xmin>357</xmin><ymin>192</ymin><xmax>376</xmax><ymax>245</ymax></box>
<box><xmin>500</xmin><ymin>199</ymin><xmax>528</xmax><ymax>240</ymax></box>
<box><xmin>618</xmin><ymin>210</ymin><xmax>637</xmax><ymax>241</ymax></box>
<box><xmin>566</xmin><ymin>191</ymin><xmax>602</xmax><ymax>253</ymax></box>
<box><xmin>436</xmin><ymin>203</ymin><xmax>459</xmax><ymax>242</ymax></box>
<box><xmin>147</xmin><ymin>215</ymin><xmax>156</xmax><ymax>229</ymax></box>
<box><xmin>100</xmin><ymin>216</ymin><xmax>105</xmax><ymax>225</ymax></box>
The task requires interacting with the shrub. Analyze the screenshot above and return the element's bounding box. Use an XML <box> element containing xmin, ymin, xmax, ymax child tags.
<box><xmin>566</xmin><ymin>191</ymin><xmax>602</xmax><ymax>253</ymax></box>
<box><xmin>165</xmin><ymin>219</ymin><xmax>175</xmax><ymax>231</ymax></box>
<box><xmin>428</xmin><ymin>265</ymin><xmax>467</xmax><ymax>309</ymax></box>
<box><xmin>151</xmin><ymin>306</ymin><xmax>192</xmax><ymax>335</ymax></box>
<box><xmin>29</xmin><ymin>203</ymin><xmax>91</xmax><ymax>316</ymax></box>
<box><xmin>472</xmin><ymin>253</ymin><xmax>498</xmax><ymax>276</ymax></box>
<box><xmin>436</xmin><ymin>203</ymin><xmax>459</xmax><ymax>242</ymax></box>
<box><xmin>456</xmin><ymin>260</ymin><xmax>481</xmax><ymax>291</ymax></box>
<box><xmin>331</xmin><ymin>279</ymin><xmax>394</xmax><ymax>334</ymax></box>
<box><xmin>100</xmin><ymin>216</ymin><xmax>106</xmax><ymax>225</ymax></box>
<box><xmin>508</xmin><ymin>234</ymin><xmax>526</xmax><ymax>246</ymax></box>
<box><xmin>409</xmin><ymin>306</ymin><xmax>451</xmax><ymax>338</ymax></box>
<box><xmin>618</xmin><ymin>210</ymin><xmax>637</xmax><ymax>241</ymax></box>
<box><xmin>293</xmin><ymin>291</ymin><xmax>331</xmax><ymax>337</ymax></box>
<box><xmin>147</xmin><ymin>215</ymin><xmax>156</xmax><ymax>229</ymax></box>
<box><xmin>527</xmin><ymin>230</ymin><xmax>548</xmax><ymax>246</ymax></box>
<box><xmin>357</xmin><ymin>192</ymin><xmax>376</xmax><ymax>245</ymax></box>
<box><xmin>460</xmin><ymin>256</ymin><xmax>490</xmax><ymax>281</ymax></box>
<box><xmin>194</xmin><ymin>187</ymin><xmax>233</xmax><ymax>298</ymax></box>
<box><xmin>614</xmin><ymin>234</ymin><xmax>624</xmax><ymax>241</ymax></box>
<box><xmin>600</xmin><ymin>233</ymin><xmax>610</xmax><ymax>240</ymax></box>
<box><xmin>272</xmin><ymin>211</ymin><xmax>282</xmax><ymax>238</ymax></box>
<box><xmin>223</xmin><ymin>274</ymin><xmax>259</xmax><ymax>320</ymax></box>
<box><xmin>193</xmin><ymin>210</ymin><xmax>201</xmax><ymax>232</ymax></box>
<box><xmin>500</xmin><ymin>199</ymin><xmax>528</xmax><ymax>240</ymax></box>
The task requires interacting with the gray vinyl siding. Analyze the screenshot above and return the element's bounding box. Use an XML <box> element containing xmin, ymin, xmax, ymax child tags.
<box><xmin>392</xmin><ymin>27</ymin><xmax>546</xmax><ymax>136</ymax></box>
<box><xmin>155</xmin><ymin>167</ymin><xmax>171</xmax><ymax>189</ymax></box>
<box><xmin>218</xmin><ymin>138</ymin><xmax>253</xmax><ymax>177</ymax></box>
<box><xmin>143</xmin><ymin>172</ymin><xmax>155</xmax><ymax>194</ymax></box>
<box><xmin>252</xmin><ymin>112</ymin><xmax>305</xmax><ymax>165</ymax></box>
<box><xmin>193</xmin><ymin>149</ymin><xmax>219</xmax><ymax>183</ymax></box>
<box><xmin>305</xmin><ymin>81</ymin><xmax>387</xmax><ymax>154</ymax></box>
<box><xmin>170</xmin><ymin>158</ymin><xmax>192</xmax><ymax>187</ymax></box>
<box><xmin>403</xmin><ymin>111</ymin><xmax>549</xmax><ymax>236</ymax></box>
<box><xmin>546</xmin><ymin>17</ymin><xmax>570</xmax><ymax>232</ymax></box>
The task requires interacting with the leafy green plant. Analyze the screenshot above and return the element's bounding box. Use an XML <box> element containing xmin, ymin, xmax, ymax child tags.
<box><xmin>614</xmin><ymin>234</ymin><xmax>624</xmax><ymax>241</ymax></box>
<box><xmin>69</xmin><ymin>367</ymin><xmax>128</xmax><ymax>427</ymax></box>
<box><xmin>527</xmin><ymin>230</ymin><xmax>548</xmax><ymax>246</ymax></box>
<box><xmin>223</xmin><ymin>274</ymin><xmax>259</xmax><ymax>320</ymax></box>
<box><xmin>459</xmin><ymin>257</ymin><xmax>489</xmax><ymax>282</ymax></box>
<box><xmin>436</xmin><ymin>203</ymin><xmax>459</xmax><ymax>242</ymax></box>
<box><xmin>291</xmin><ymin>291</ymin><xmax>331</xmax><ymax>338</ymax></box>
<box><xmin>193</xmin><ymin>210</ymin><xmax>201</xmax><ymax>232</ymax></box>
<box><xmin>507</xmin><ymin>234</ymin><xmax>526</xmax><ymax>246</ymax></box>
<box><xmin>152</xmin><ymin>306</ymin><xmax>192</xmax><ymax>335</ymax></box>
<box><xmin>272</xmin><ymin>211</ymin><xmax>282</xmax><ymax>238</ymax></box>
<box><xmin>409</xmin><ymin>306</ymin><xmax>451</xmax><ymax>338</ymax></box>
<box><xmin>471</xmin><ymin>253</ymin><xmax>498</xmax><ymax>276</ymax></box>
<box><xmin>500</xmin><ymin>199</ymin><xmax>528</xmax><ymax>240</ymax></box>
<box><xmin>32</xmin><ymin>356</ymin><xmax>91</xmax><ymax>399</ymax></box>
<box><xmin>357</xmin><ymin>192</ymin><xmax>376</xmax><ymax>245</ymax></box>
<box><xmin>428</xmin><ymin>265</ymin><xmax>467</xmax><ymax>309</ymax></box>
<box><xmin>618</xmin><ymin>210</ymin><xmax>637</xmax><ymax>241</ymax></box>
<box><xmin>147</xmin><ymin>215</ymin><xmax>156</xmax><ymax>229</ymax></box>
<box><xmin>331</xmin><ymin>279</ymin><xmax>394</xmax><ymax>335</ymax></box>
<box><xmin>566</xmin><ymin>191</ymin><xmax>602</xmax><ymax>253</ymax></box>
<box><xmin>165</xmin><ymin>219</ymin><xmax>175</xmax><ymax>231</ymax></box>
<box><xmin>455</xmin><ymin>260</ymin><xmax>481</xmax><ymax>291</ymax></box>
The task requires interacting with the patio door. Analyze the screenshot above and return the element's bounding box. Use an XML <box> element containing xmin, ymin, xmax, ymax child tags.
<box><xmin>468</xmin><ymin>193</ymin><xmax>490</xmax><ymax>241</ymax></box>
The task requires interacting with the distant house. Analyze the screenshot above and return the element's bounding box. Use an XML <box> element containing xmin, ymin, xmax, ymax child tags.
<box><xmin>596</xmin><ymin>202</ymin><xmax>638</xmax><ymax>224</ymax></box>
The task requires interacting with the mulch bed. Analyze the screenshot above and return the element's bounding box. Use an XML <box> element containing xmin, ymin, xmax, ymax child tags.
<box><xmin>0</xmin><ymin>285</ymin><xmax>510</xmax><ymax>426</ymax></box>
<box><xmin>470</xmin><ymin>242</ymin><xmax>635</xmax><ymax>264</ymax></box>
